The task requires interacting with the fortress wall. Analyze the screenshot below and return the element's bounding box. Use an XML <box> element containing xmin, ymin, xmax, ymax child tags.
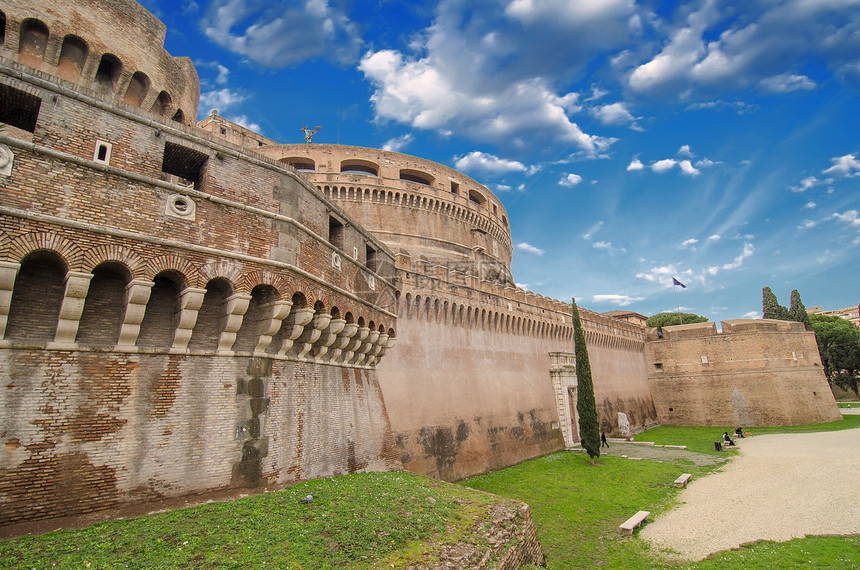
<box><xmin>1</xmin><ymin>0</ymin><xmax>199</xmax><ymax>124</ymax></box>
<box><xmin>378</xmin><ymin>273</ymin><xmax>655</xmax><ymax>481</ymax></box>
<box><xmin>645</xmin><ymin>320</ymin><xmax>842</xmax><ymax>427</ymax></box>
<box><xmin>0</xmin><ymin>350</ymin><xmax>399</xmax><ymax>526</ymax></box>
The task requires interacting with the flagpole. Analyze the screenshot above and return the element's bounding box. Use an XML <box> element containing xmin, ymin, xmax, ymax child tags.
<box><xmin>673</xmin><ymin>280</ymin><xmax>684</xmax><ymax>325</ymax></box>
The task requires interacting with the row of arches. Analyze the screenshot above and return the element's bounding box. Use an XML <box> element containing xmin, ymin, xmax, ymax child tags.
<box><xmin>1</xmin><ymin>249</ymin><xmax>395</xmax><ymax>366</ymax></box>
<box><xmin>4</xmin><ymin>13</ymin><xmax>185</xmax><ymax>123</ymax></box>
<box><xmin>320</xmin><ymin>185</ymin><xmax>511</xmax><ymax>247</ymax></box>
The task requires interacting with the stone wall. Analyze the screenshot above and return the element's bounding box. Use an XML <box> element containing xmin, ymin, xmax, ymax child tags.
<box><xmin>645</xmin><ymin>319</ymin><xmax>842</xmax><ymax>427</ymax></box>
<box><xmin>0</xmin><ymin>351</ymin><xmax>400</xmax><ymax>526</ymax></box>
<box><xmin>378</xmin><ymin>267</ymin><xmax>656</xmax><ymax>481</ymax></box>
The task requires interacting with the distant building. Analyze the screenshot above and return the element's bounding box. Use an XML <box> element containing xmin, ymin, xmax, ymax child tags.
<box><xmin>602</xmin><ymin>310</ymin><xmax>649</xmax><ymax>327</ymax></box>
<box><xmin>807</xmin><ymin>305</ymin><xmax>860</xmax><ymax>328</ymax></box>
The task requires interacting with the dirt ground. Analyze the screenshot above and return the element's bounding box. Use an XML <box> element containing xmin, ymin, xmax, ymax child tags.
<box><xmin>639</xmin><ymin>424</ymin><xmax>860</xmax><ymax>561</ymax></box>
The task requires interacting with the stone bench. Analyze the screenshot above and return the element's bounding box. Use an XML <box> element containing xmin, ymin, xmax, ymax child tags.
<box><xmin>619</xmin><ymin>510</ymin><xmax>650</xmax><ymax>534</ymax></box>
<box><xmin>674</xmin><ymin>473</ymin><xmax>692</xmax><ymax>487</ymax></box>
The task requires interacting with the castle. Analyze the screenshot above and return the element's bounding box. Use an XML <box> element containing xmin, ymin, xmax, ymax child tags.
<box><xmin>0</xmin><ymin>0</ymin><xmax>840</xmax><ymax>527</ymax></box>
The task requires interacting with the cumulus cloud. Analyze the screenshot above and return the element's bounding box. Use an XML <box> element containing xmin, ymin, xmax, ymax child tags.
<box><xmin>454</xmin><ymin>151</ymin><xmax>529</xmax><ymax>175</ymax></box>
<box><xmin>592</xmin><ymin>294</ymin><xmax>644</xmax><ymax>306</ymax></box>
<box><xmin>707</xmin><ymin>234</ymin><xmax>721</xmax><ymax>242</ymax></box>
<box><xmin>823</xmin><ymin>154</ymin><xmax>860</xmax><ymax>178</ymax></box>
<box><xmin>678</xmin><ymin>144</ymin><xmax>694</xmax><ymax>157</ymax></box>
<box><xmin>590</xmin><ymin>102</ymin><xmax>642</xmax><ymax>129</ymax></box>
<box><xmin>681</xmin><ymin>238</ymin><xmax>698</xmax><ymax>249</ymax></box>
<box><xmin>791</xmin><ymin>176</ymin><xmax>820</xmax><ymax>193</ymax></box>
<box><xmin>229</xmin><ymin>115</ymin><xmax>261</xmax><ymax>133</ymax></box>
<box><xmin>199</xmin><ymin>88</ymin><xmax>247</xmax><ymax>114</ymax></box>
<box><xmin>559</xmin><ymin>173</ymin><xmax>583</xmax><ymax>187</ymax></box>
<box><xmin>650</xmin><ymin>158</ymin><xmax>701</xmax><ymax>176</ymax></box>
<box><xmin>721</xmin><ymin>242</ymin><xmax>754</xmax><ymax>270</ymax></box>
<box><xmin>627</xmin><ymin>158</ymin><xmax>645</xmax><ymax>171</ymax></box>
<box><xmin>627</xmin><ymin>0</ymin><xmax>860</xmax><ymax>97</ymax></box>
<box><xmin>382</xmin><ymin>134</ymin><xmax>414</xmax><ymax>152</ymax></box>
<box><xmin>832</xmin><ymin>210</ymin><xmax>860</xmax><ymax>230</ymax></box>
<box><xmin>798</xmin><ymin>219</ymin><xmax>817</xmax><ymax>229</ymax></box>
<box><xmin>804</xmin><ymin>201</ymin><xmax>816</xmax><ymax>209</ymax></box>
<box><xmin>200</xmin><ymin>0</ymin><xmax>362</xmax><ymax>67</ymax></box>
<box><xmin>517</xmin><ymin>242</ymin><xmax>545</xmax><ymax>256</ymax></box>
<box><xmin>759</xmin><ymin>73</ymin><xmax>816</xmax><ymax>93</ymax></box>
<box><xmin>356</xmin><ymin>0</ymin><xmax>640</xmax><ymax>152</ymax></box>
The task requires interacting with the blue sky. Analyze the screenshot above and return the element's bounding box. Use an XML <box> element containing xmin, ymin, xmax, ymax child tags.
<box><xmin>140</xmin><ymin>0</ymin><xmax>860</xmax><ymax>321</ymax></box>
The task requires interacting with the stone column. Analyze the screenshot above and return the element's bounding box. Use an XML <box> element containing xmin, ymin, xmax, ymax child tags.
<box><xmin>312</xmin><ymin>318</ymin><xmax>346</xmax><ymax>361</ymax></box>
<box><xmin>115</xmin><ymin>279</ymin><xmax>154</xmax><ymax>350</ymax></box>
<box><xmin>253</xmin><ymin>300</ymin><xmax>293</xmax><ymax>355</ymax></box>
<box><xmin>275</xmin><ymin>306</ymin><xmax>315</xmax><ymax>356</ymax></box>
<box><xmin>217</xmin><ymin>293</ymin><xmax>252</xmax><ymax>354</ymax></box>
<box><xmin>0</xmin><ymin>262</ymin><xmax>21</xmax><ymax>340</ymax></box>
<box><xmin>49</xmin><ymin>271</ymin><xmax>93</xmax><ymax>348</ymax></box>
<box><xmin>171</xmin><ymin>287</ymin><xmax>207</xmax><ymax>353</ymax></box>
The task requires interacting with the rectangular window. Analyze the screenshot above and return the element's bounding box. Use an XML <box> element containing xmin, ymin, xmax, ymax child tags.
<box><xmin>93</xmin><ymin>140</ymin><xmax>112</xmax><ymax>164</ymax></box>
<box><xmin>329</xmin><ymin>216</ymin><xmax>344</xmax><ymax>250</ymax></box>
<box><xmin>0</xmin><ymin>83</ymin><xmax>41</xmax><ymax>133</ymax></box>
<box><xmin>366</xmin><ymin>244</ymin><xmax>378</xmax><ymax>272</ymax></box>
<box><xmin>162</xmin><ymin>141</ymin><xmax>208</xmax><ymax>189</ymax></box>
<box><xmin>450</xmin><ymin>181</ymin><xmax>459</xmax><ymax>194</ymax></box>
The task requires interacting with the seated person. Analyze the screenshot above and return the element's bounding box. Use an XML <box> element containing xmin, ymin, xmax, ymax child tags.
<box><xmin>723</xmin><ymin>432</ymin><xmax>736</xmax><ymax>446</ymax></box>
<box><xmin>734</xmin><ymin>427</ymin><xmax>745</xmax><ymax>438</ymax></box>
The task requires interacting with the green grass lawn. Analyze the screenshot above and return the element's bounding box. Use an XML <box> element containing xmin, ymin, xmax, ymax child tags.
<box><xmin>2</xmin><ymin>416</ymin><xmax>858</xmax><ymax>569</ymax></box>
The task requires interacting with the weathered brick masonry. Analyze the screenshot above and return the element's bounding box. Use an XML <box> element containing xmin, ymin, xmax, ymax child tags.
<box><xmin>1</xmin><ymin>0</ymin><xmax>399</xmax><ymax>525</ymax></box>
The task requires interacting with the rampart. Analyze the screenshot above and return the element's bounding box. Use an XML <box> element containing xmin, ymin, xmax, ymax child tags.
<box><xmin>645</xmin><ymin>319</ymin><xmax>842</xmax><ymax>427</ymax></box>
<box><xmin>0</xmin><ymin>14</ymin><xmax>400</xmax><ymax>525</ymax></box>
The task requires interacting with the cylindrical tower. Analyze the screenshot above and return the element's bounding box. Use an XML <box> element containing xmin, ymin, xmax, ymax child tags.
<box><xmin>259</xmin><ymin>144</ymin><xmax>515</xmax><ymax>286</ymax></box>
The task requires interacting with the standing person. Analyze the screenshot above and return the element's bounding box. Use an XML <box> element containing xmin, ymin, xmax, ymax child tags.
<box><xmin>601</xmin><ymin>432</ymin><xmax>609</xmax><ymax>448</ymax></box>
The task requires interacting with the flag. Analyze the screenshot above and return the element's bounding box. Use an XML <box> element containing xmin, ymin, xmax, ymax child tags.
<box><xmin>672</xmin><ymin>277</ymin><xmax>686</xmax><ymax>288</ymax></box>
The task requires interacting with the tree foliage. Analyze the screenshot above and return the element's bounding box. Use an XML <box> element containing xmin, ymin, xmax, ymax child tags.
<box><xmin>571</xmin><ymin>298</ymin><xmax>600</xmax><ymax>462</ymax></box>
<box><xmin>762</xmin><ymin>287</ymin><xmax>790</xmax><ymax>320</ymax></box>
<box><xmin>809</xmin><ymin>314</ymin><xmax>860</xmax><ymax>398</ymax></box>
<box><xmin>788</xmin><ymin>289</ymin><xmax>811</xmax><ymax>329</ymax></box>
<box><xmin>646</xmin><ymin>312</ymin><xmax>709</xmax><ymax>332</ymax></box>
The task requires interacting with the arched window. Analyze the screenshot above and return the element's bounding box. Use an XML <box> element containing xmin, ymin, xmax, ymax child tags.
<box><xmin>400</xmin><ymin>169</ymin><xmax>434</xmax><ymax>186</ymax></box>
<box><xmin>468</xmin><ymin>190</ymin><xmax>487</xmax><ymax>207</ymax></box>
<box><xmin>123</xmin><ymin>71</ymin><xmax>150</xmax><ymax>107</ymax></box>
<box><xmin>233</xmin><ymin>284</ymin><xmax>279</xmax><ymax>353</ymax></box>
<box><xmin>76</xmin><ymin>262</ymin><xmax>130</xmax><ymax>347</ymax></box>
<box><xmin>137</xmin><ymin>271</ymin><xmax>183</xmax><ymax>349</ymax></box>
<box><xmin>57</xmin><ymin>35</ymin><xmax>88</xmax><ymax>81</ymax></box>
<box><xmin>94</xmin><ymin>54</ymin><xmax>122</xmax><ymax>91</ymax></box>
<box><xmin>280</xmin><ymin>157</ymin><xmax>315</xmax><ymax>171</ymax></box>
<box><xmin>6</xmin><ymin>251</ymin><xmax>66</xmax><ymax>343</ymax></box>
<box><xmin>151</xmin><ymin>90</ymin><xmax>172</xmax><ymax>116</ymax></box>
<box><xmin>189</xmin><ymin>278</ymin><xmax>232</xmax><ymax>352</ymax></box>
<box><xmin>18</xmin><ymin>19</ymin><xmax>49</xmax><ymax>69</ymax></box>
<box><xmin>171</xmin><ymin>108</ymin><xmax>184</xmax><ymax>123</ymax></box>
<box><xmin>340</xmin><ymin>159</ymin><xmax>378</xmax><ymax>176</ymax></box>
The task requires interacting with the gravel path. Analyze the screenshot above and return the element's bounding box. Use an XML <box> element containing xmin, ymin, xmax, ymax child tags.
<box><xmin>639</xmin><ymin>426</ymin><xmax>860</xmax><ymax>561</ymax></box>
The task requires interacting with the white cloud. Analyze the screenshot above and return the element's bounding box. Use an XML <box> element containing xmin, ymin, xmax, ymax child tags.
<box><xmin>559</xmin><ymin>173</ymin><xmax>583</xmax><ymax>187</ymax></box>
<box><xmin>382</xmin><ymin>133</ymin><xmax>414</xmax><ymax>152</ymax></box>
<box><xmin>832</xmin><ymin>210</ymin><xmax>860</xmax><ymax>230</ymax></box>
<box><xmin>454</xmin><ymin>151</ymin><xmax>528</xmax><ymax>175</ymax></box>
<box><xmin>823</xmin><ymin>154</ymin><xmax>860</xmax><ymax>178</ymax></box>
<box><xmin>791</xmin><ymin>176</ymin><xmax>820</xmax><ymax>193</ymax></box>
<box><xmin>582</xmin><ymin>221</ymin><xmax>604</xmax><ymax>240</ymax></box>
<box><xmin>517</xmin><ymin>242</ymin><xmax>545</xmax><ymax>256</ymax></box>
<box><xmin>592</xmin><ymin>294</ymin><xmax>644</xmax><ymax>306</ymax></box>
<box><xmin>201</xmin><ymin>0</ymin><xmax>362</xmax><ymax>67</ymax></box>
<box><xmin>635</xmin><ymin>265</ymin><xmax>677</xmax><ymax>284</ymax></box>
<box><xmin>229</xmin><ymin>115</ymin><xmax>261</xmax><ymax>133</ymax></box>
<box><xmin>681</xmin><ymin>238</ymin><xmax>698</xmax><ymax>249</ymax></box>
<box><xmin>759</xmin><ymin>73</ymin><xmax>816</xmax><ymax>93</ymax></box>
<box><xmin>707</xmin><ymin>234</ymin><xmax>721</xmax><ymax>242</ymax></box>
<box><xmin>695</xmin><ymin>158</ymin><xmax>719</xmax><ymax>168</ymax></box>
<box><xmin>199</xmin><ymin>88</ymin><xmax>247</xmax><ymax>114</ymax></box>
<box><xmin>741</xmin><ymin>311</ymin><xmax>760</xmax><ymax>319</ymax></box>
<box><xmin>678</xmin><ymin>144</ymin><xmax>694</xmax><ymax>157</ymax></box>
<box><xmin>515</xmin><ymin>282</ymin><xmax>530</xmax><ymax>291</ymax></box>
<box><xmin>627</xmin><ymin>0</ymin><xmax>860</xmax><ymax>96</ymax></box>
<box><xmin>803</xmin><ymin>201</ymin><xmax>816</xmax><ymax>209</ymax></box>
<box><xmin>590</xmin><ymin>102</ymin><xmax>640</xmax><ymax>129</ymax></box>
<box><xmin>721</xmin><ymin>242</ymin><xmax>754</xmax><ymax>270</ymax></box>
<box><xmin>798</xmin><ymin>219</ymin><xmax>817</xmax><ymax>229</ymax></box>
<box><xmin>627</xmin><ymin>158</ymin><xmax>645</xmax><ymax>171</ymax></box>
<box><xmin>593</xmin><ymin>241</ymin><xmax>627</xmax><ymax>255</ymax></box>
<box><xmin>648</xmin><ymin>158</ymin><xmax>700</xmax><ymax>176</ymax></box>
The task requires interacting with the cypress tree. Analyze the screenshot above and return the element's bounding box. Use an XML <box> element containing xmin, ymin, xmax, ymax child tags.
<box><xmin>788</xmin><ymin>289</ymin><xmax>811</xmax><ymax>329</ymax></box>
<box><xmin>762</xmin><ymin>287</ymin><xmax>790</xmax><ymax>320</ymax></box>
<box><xmin>571</xmin><ymin>298</ymin><xmax>600</xmax><ymax>463</ymax></box>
